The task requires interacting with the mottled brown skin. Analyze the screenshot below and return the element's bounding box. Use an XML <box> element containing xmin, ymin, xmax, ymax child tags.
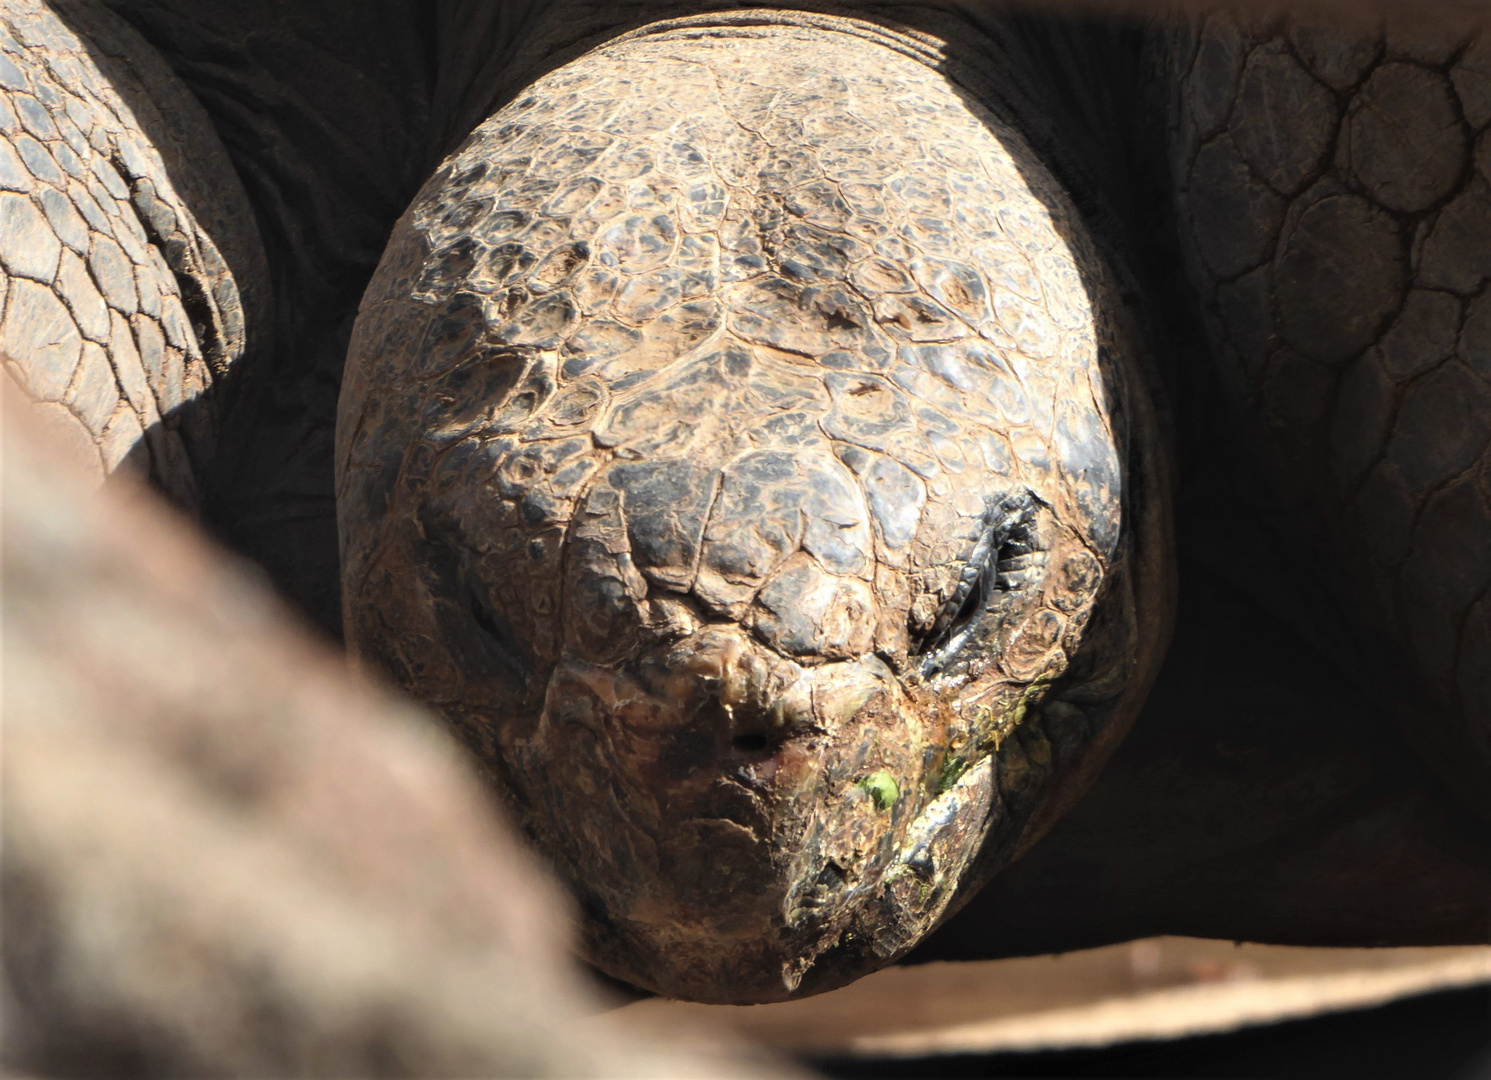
<box><xmin>4</xmin><ymin>0</ymin><xmax>1490</xmax><ymax>1009</ymax></box>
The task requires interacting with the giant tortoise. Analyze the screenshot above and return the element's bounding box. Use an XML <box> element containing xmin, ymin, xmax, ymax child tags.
<box><xmin>4</xmin><ymin>0</ymin><xmax>1490</xmax><ymax>1004</ymax></box>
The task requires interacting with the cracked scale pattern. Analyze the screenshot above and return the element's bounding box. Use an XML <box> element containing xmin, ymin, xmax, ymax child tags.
<box><xmin>0</xmin><ymin>0</ymin><xmax>251</xmax><ymax>507</ymax></box>
<box><xmin>1167</xmin><ymin>12</ymin><xmax>1491</xmax><ymax>805</ymax></box>
<box><xmin>338</xmin><ymin>16</ymin><xmax>1167</xmax><ymax>1002</ymax></box>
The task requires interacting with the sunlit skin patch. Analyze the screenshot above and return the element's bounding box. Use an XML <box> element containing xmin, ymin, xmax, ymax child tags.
<box><xmin>336</xmin><ymin>13</ymin><xmax>1171</xmax><ymax>1003</ymax></box>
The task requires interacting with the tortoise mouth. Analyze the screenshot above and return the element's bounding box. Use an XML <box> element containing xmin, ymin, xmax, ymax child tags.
<box><xmin>512</xmin><ymin>625</ymin><xmax>1001</xmax><ymax>1000</ymax></box>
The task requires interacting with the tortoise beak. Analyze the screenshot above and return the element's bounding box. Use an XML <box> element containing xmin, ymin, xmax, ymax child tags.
<box><xmin>519</xmin><ymin>624</ymin><xmax>972</xmax><ymax>1000</ymax></box>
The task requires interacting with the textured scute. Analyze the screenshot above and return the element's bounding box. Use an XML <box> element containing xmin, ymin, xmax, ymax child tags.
<box><xmin>0</xmin><ymin>0</ymin><xmax>261</xmax><ymax>507</ymax></box>
<box><xmin>339</xmin><ymin>16</ymin><xmax>1168</xmax><ymax>1002</ymax></box>
<box><xmin>1166</xmin><ymin>13</ymin><xmax>1491</xmax><ymax>815</ymax></box>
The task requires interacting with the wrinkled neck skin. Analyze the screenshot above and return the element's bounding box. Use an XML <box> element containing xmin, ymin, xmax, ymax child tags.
<box><xmin>337</xmin><ymin>3</ymin><xmax>1173</xmax><ymax>1002</ymax></box>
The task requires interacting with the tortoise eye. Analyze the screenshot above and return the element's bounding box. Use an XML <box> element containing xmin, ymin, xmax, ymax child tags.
<box><xmin>914</xmin><ymin>489</ymin><xmax>1039</xmax><ymax>677</ymax></box>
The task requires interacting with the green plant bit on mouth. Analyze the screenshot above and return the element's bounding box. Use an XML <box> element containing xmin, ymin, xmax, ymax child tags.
<box><xmin>857</xmin><ymin>771</ymin><xmax>900</xmax><ymax>813</ymax></box>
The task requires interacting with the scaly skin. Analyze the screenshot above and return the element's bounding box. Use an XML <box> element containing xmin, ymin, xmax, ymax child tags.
<box><xmin>0</xmin><ymin>0</ymin><xmax>264</xmax><ymax>507</ymax></box>
<box><xmin>337</xmin><ymin>12</ymin><xmax>1172</xmax><ymax>1002</ymax></box>
<box><xmin>7</xmin><ymin>0</ymin><xmax>1487</xmax><ymax>1008</ymax></box>
<box><xmin>1166</xmin><ymin>12</ymin><xmax>1491</xmax><ymax>817</ymax></box>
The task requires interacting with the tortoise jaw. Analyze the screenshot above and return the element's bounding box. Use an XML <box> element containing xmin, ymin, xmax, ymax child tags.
<box><xmin>515</xmin><ymin>625</ymin><xmax>993</xmax><ymax>1000</ymax></box>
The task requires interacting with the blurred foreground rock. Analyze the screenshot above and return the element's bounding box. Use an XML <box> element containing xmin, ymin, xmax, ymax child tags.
<box><xmin>0</xmin><ymin>399</ymin><xmax>785</xmax><ymax>1078</ymax></box>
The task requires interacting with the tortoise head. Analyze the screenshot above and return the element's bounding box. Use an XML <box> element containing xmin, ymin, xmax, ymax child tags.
<box><xmin>336</xmin><ymin>16</ymin><xmax>1170</xmax><ymax>1002</ymax></box>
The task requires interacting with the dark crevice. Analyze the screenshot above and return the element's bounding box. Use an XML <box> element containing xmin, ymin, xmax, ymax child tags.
<box><xmin>933</xmin><ymin>566</ymin><xmax>1000</xmax><ymax>668</ymax></box>
<box><xmin>466</xmin><ymin>586</ymin><xmax>530</xmax><ymax>682</ymax></box>
<box><xmin>731</xmin><ymin>732</ymin><xmax>769</xmax><ymax>754</ymax></box>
